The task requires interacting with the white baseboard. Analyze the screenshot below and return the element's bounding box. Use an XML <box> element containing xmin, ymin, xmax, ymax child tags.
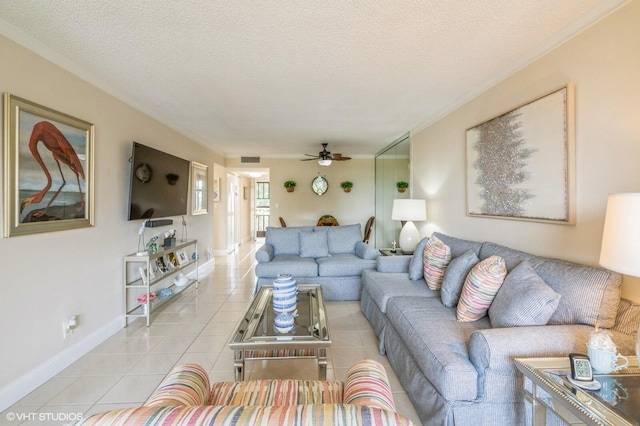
<box><xmin>0</xmin><ymin>260</ymin><xmax>215</xmax><ymax>412</ymax></box>
<box><xmin>0</xmin><ymin>316</ymin><xmax>122</xmax><ymax>412</ymax></box>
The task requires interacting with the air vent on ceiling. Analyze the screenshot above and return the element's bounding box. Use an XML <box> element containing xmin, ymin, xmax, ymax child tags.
<box><xmin>241</xmin><ymin>156</ymin><xmax>261</xmax><ymax>164</ymax></box>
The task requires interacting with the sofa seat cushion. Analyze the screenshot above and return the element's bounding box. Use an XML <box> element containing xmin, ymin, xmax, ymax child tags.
<box><xmin>210</xmin><ymin>379</ymin><xmax>343</xmax><ymax>406</ymax></box>
<box><xmin>385</xmin><ymin>297</ymin><xmax>491</xmax><ymax>401</ymax></box>
<box><xmin>361</xmin><ymin>270</ymin><xmax>438</xmax><ymax>313</ymax></box>
<box><xmin>78</xmin><ymin>404</ymin><xmax>414</xmax><ymax>426</ymax></box>
<box><xmin>479</xmin><ymin>242</ymin><xmax>622</xmax><ymax>328</ymax></box>
<box><xmin>255</xmin><ymin>255</ymin><xmax>318</xmax><ymax>278</ymax></box>
<box><xmin>317</xmin><ymin>254</ymin><xmax>376</xmax><ymax>277</ymax></box>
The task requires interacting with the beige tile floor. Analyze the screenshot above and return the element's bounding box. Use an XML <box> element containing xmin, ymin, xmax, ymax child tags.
<box><xmin>4</xmin><ymin>240</ymin><xmax>420</xmax><ymax>425</ymax></box>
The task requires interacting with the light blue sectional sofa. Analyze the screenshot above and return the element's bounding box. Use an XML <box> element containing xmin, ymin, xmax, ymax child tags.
<box><xmin>361</xmin><ymin>232</ymin><xmax>639</xmax><ymax>426</ymax></box>
<box><xmin>255</xmin><ymin>224</ymin><xmax>378</xmax><ymax>300</ymax></box>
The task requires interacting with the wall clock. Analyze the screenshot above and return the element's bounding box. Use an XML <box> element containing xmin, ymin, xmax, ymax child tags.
<box><xmin>311</xmin><ymin>176</ymin><xmax>328</xmax><ymax>195</ymax></box>
<box><xmin>135</xmin><ymin>163</ymin><xmax>152</xmax><ymax>183</ymax></box>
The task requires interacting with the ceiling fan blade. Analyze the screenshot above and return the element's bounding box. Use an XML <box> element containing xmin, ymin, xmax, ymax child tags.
<box><xmin>332</xmin><ymin>153</ymin><xmax>351</xmax><ymax>161</ymax></box>
<box><xmin>301</xmin><ymin>157</ymin><xmax>320</xmax><ymax>161</ymax></box>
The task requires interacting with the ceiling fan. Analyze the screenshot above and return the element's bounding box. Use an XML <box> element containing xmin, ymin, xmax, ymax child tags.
<box><xmin>301</xmin><ymin>143</ymin><xmax>351</xmax><ymax>166</ymax></box>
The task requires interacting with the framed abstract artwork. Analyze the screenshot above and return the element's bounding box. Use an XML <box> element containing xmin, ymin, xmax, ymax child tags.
<box><xmin>191</xmin><ymin>161</ymin><xmax>208</xmax><ymax>215</ymax></box>
<box><xmin>3</xmin><ymin>94</ymin><xmax>94</xmax><ymax>236</ymax></box>
<box><xmin>465</xmin><ymin>85</ymin><xmax>575</xmax><ymax>224</ymax></box>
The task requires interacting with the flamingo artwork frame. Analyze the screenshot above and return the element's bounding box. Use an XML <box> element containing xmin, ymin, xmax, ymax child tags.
<box><xmin>3</xmin><ymin>94</ymin><xmax>94</xmax><ymax>237</ymax></box>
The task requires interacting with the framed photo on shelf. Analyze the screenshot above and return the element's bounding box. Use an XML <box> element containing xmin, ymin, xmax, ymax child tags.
<box><xmin>163</xmin><ymin>254</ymin><xmax>176</xmax><ymax>270</ymax></box>
<box><xmin>138</xmin><ymin>265</ymin><xmax>155</xmax><ymax>285</ymax></box>
<box><xmin>3</xmin><ymin>93</ymin><xmax>95</xmax><ymax>237</ymax></box>
<box><xmin>176</xmin><ymin>249</ymin><xmax>189</xmax><ymax>265</ymax></box>
<box><xmin>156</xmin><ymin>257</ymin><xmax>167</xmax><ymax>273</ymax></box>
<box><xmin>166</xmin><ymin>252</ymin><xmax>179</xmax><ymax>268</ymax></box>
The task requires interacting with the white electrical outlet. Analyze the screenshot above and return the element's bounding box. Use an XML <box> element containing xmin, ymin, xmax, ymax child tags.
<box><xmin>63</xmin><ymin>315</ymin><xmax>78</xmax><ymax>338</ymax></box>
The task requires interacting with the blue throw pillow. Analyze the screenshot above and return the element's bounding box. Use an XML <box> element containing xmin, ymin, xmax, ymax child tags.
<box><xmin>408</xmin><ymin>237</ymin><xmax>428</xmax><ymax>280</ymax></box>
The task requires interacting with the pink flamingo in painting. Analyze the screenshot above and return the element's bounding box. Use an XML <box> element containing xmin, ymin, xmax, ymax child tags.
<box><xmin>20</xmin><ymin>121</ymin><xmax>85</xmax><ymax>217</ymax></box>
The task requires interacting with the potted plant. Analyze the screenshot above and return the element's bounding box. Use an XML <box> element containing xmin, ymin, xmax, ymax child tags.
<box><xmin>284</xmin><ymin>180</ymin><xmax>296</xmax><ymax>192</ymax></box>
<box><xmin>396</xmin><ymin>181</ymin><xmax>409</xmax><ymax>193</ymax></box>
<box><xmin>340</xmin><ymin>181</ymin><xmax>353</xmax><ymax>193</ymax></box>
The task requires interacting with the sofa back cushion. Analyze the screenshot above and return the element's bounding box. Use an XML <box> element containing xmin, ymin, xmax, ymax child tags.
<box><xmin>479</xmin><ymin>242</ymin><xmax>622</xmax><ymax>328</ymax></box>
<box><xmin>433</xmin><ymin>232</ymin><xmax>483</xmax><ymax>258</ymax></box>
<box><xmin>299</xmin><ymin>231</ymin><xmax>329</xmax><ymax>258</ymax></box>
<box><xmin>326</xmin><ymin>224</ymin><xmax>362</xmax><ymax>254</ymax></box>
<box><xmin>266</xmin><ymin>226</ymin><xmax>314</xmax><ymax>256</ymax></box>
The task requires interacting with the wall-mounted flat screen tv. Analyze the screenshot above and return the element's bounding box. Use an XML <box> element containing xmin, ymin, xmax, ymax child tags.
<box><xmin>128</xmin><ymin>142</ymin><xmax>190</xmax><ymax>220</ymax></box>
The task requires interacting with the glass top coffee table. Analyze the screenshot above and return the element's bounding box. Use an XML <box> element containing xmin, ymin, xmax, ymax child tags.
<box><xmin>515</xmin><ymin>356</ymin><xmax>640</xmax><ymax>425</ymax></box>
<box><xmin>229</xmin><ymin>284</ymin><xmax>330</xmax><ymax>381</ymax></box>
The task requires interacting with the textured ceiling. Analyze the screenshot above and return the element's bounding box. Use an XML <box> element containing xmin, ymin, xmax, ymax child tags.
<box><xmin>0</xmin><ymin>1</ymin><xmax>626</xmax><ymax>157</ymax></box>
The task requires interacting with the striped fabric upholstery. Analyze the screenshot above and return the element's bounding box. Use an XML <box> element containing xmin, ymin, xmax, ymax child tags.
<box><xmin>423</xmin><ymin>234</ymin><xmax>452</xmax><ymax>290</ymax></box>
<box><xmin>457</xmin><ymin>255</ymin><xmax>507</xmax><ymax>322</ymax></box>
<box><xmin>613</xmin><ymin>298</ymin><xmax>640</xmax><ymax>338</ymax></box>
<box><xmin>343</xmin><ymin>360</ymin><xmax>396</xmax><ymax>412</ymax></box>
<box><xmin>144</xmin><ymin>364</ymin><xmax>210</xmax><ymax>407</ymax></box>
<box><xmin>210</xmin><ymin>380</ymin><xmax>343</xmax><ymax>406</ymax></box>
<box><xmin>76</xmin><ymin>404</ymin><xmax>414</xmax><ymax>425</ymax></box>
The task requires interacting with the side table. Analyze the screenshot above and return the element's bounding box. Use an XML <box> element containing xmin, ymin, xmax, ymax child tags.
<box><xmin>379</xmin><ymin>248</ymin><xmax>412</xmax><ymax>256</ymax></box>
<box><xmin>515</xmin><ymin>356</ymin><xmax>639</xmax><ymax>426</ymax></box>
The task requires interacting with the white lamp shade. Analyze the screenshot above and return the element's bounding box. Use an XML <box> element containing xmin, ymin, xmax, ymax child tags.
<box><xmin>318</xmin><ymin>159</ymin><xmax>332</xmax><ymax>166</ymax></box>
<box><xmin>391</xmin><ymin>199</ymin><xmax>427</xmax><ymax>222</ymax></box>
<box><xmin>599</xmin><ymin>193</ymin><xmax>640</xmax><ymax>277</ymax></box>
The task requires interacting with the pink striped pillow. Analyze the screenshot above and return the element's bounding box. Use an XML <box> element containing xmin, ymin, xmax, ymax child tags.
<box><xmin>457</xmin><ymin>255</ymin><xmax>507</xmax><ymax>322</ymax></box>
<box><xmin>343</xmin><ymin>359</ymin><xmax>396</xmax><ymax>412</ymax></box>
<box><xmin>423</xmin><ymin>235</ymin><xmax>452</xmax><ymax>290</ymax></box>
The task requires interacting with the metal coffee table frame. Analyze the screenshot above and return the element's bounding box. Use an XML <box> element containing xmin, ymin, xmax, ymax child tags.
<box><xmin>229</xmin><ymin>284</ymin><xmax>331</xmax><ymax>381</ymax></box>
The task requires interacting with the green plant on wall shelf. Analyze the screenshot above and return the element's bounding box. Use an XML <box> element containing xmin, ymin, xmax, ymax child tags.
<box><xmin>341</xmin><ymin>181</ymin><xmax>353</xmax><ymax>193</ymax></box>
<box><xmin>284</xmin><ymin>180</ymin><xmax>296</xmax><ymax>192</ymax></box>
<box><xmin>396</xmin><ymin>181</ymin><xmax>409</xmax><ymax>193</ymax></box>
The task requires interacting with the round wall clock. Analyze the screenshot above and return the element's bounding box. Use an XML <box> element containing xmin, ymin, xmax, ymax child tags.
<box><xmin>312</xmin><ymin>176</ymin><xmax>328</xmax><ymax>195</ymax></box>
<box><xmin>135</xmin><ymin>163</ymin><xmax>152</xmax><ymax>183</ymax></box>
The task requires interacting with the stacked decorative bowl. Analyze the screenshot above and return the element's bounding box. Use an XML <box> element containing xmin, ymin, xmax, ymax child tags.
<box><xmin>273</xmin><ymin>274</ymin><xmax>297</xmax><ymax>333</ymax></box>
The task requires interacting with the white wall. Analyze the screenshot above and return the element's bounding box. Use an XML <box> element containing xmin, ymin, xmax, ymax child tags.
<box><xmin>411</xmin><ymin>1</ymin><xmax>640</xmax><ymax>302</ymax></box>
<box><xmin>225</xmin><ymin>157</ymin><xmax>375</xmax><ymax>230</ymax></box>
<box><xmin>0</xmin><ymin>34</ymin><xmax>223</xmax><ymax>408</ymax></box>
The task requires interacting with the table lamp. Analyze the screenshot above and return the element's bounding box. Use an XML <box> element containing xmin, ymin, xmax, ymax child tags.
<box><xmin>599</xmin><ymin>193</ymin><xmax>640</xmax><ymax>359</ymax></box>
<box><xmin>391</xmin><ymin>199</ymin><xmax>427</xmax><ymax>253</ymax></box>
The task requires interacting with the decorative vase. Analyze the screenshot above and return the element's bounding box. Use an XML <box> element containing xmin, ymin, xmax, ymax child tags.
<box><xmin>343</xmin><ymin>188</ymin><xmax>351</xmax><ymax>193</ymax></box>
<box><xmin>141</xmin><ymin>303</ymin><xmax>149</xmax><ymax>315</ymax></box>
<box><xmin>273</xmin><ymin>274</ymin><xmax>298</xmax><ymax>315</ymax></box>
<box><xmin>286</xmin><ymin>187</ymin><xmax>294</xmax><ymax>192</ymax></box>
<box><xmin>398</xmin><ymin>188</ymin><xmax>406</xmax><ymax>193</ymax></box>
<box><xmin>274</xmin><ymin>312</ymin><xmax>294</xmax><ymax>333</ymax></box>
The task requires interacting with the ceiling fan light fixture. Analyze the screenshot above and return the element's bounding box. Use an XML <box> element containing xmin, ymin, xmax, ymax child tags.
<box><xmin>318</xmin><ymin>159</ymin><xmax>332</xmax><ymax>166</ymax></box>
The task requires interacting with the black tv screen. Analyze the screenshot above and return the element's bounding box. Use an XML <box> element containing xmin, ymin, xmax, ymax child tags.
<box><xmin>128</xmin><ymin>142</ymin><xmax>190</xmax><ymax>220</ymax></box>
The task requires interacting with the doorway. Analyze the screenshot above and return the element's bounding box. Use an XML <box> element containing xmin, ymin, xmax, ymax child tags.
<box><xmin>255</xmin><ymin>181</ymin><xmax>270</xmax><ymax>238</ymax></box>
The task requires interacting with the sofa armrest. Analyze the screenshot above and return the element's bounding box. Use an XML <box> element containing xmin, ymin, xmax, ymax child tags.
<box><xmin>355</xmin><ymin>241</ymin><xmax>378</xmax><ymax>260</ymax></box>
<box><xmin>344</xmin><ymin>359</ymin><xmax>396</xmax><ymax>412</ymax></box>
<box><xmin>376</xmin><ymin>255</ymin><xmax>411</xmax><ymax>273</ymax></box>
<box><xmin>76</xmin><ymin>405</ymin><xmax>415</xmax><ymax>425</ymax></box>
<box><xmin>144</xmin><ymin>364</ymin><xmax>211</xmax><ymax>407</ymax></box>
<box><xmin>255</xmin><ymin>243</ymin><xmax>274</xmax><ymax>263</ymax></box>
<box><xmin>468</xmin><ymin>325</ymin><xmax>594</xmax><ymax>375</ymax></box>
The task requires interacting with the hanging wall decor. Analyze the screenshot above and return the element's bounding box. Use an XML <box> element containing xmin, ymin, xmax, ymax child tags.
<box><xmin>3</xmin><ymin>93</ymin><xmax>95</xmax><ymax>236</ymax></box>
<box><xmin>465</xmin><ymin>85</ymin><xmax>575</xmax><ymax>224</ymax></box>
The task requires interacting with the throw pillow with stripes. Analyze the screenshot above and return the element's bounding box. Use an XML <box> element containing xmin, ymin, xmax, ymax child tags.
<box><xmin>457</xmin><ymin>255</ymin><xmax>507</xmax><ymax>322</ymax></box>
<box><xmin>423</xmin><ymin>234</ymin><xmax>452</xmax><ymax>290</ymax></box>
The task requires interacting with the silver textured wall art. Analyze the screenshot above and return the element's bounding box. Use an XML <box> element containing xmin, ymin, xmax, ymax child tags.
<box><xmin>466</xmin><ymin>85</ymin><xmax>575</xmax><ymax>224</ymax></box>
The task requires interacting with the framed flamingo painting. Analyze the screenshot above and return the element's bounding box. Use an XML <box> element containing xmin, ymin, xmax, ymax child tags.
<box><xmin>3</xmin><ymin>94</ymin><xmax>94</xmax><ymax>236</ymax></box>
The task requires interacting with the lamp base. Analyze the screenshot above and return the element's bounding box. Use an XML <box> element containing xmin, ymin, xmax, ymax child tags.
<box><xmin>399</xmin><ymin>221</ymin><xmax>420</xmax><ymax>253</ymax></box>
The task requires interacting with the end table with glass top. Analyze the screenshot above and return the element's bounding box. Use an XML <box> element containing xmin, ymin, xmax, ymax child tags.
<box><xmin>229</xmin><ymin>284</ymin><xmax>331</xmax><ymax>381</ymax></box>
<box><xmin>515</xmin><ymin>356</ymin><xmax>639</xmax><ymax>426</ymax></box>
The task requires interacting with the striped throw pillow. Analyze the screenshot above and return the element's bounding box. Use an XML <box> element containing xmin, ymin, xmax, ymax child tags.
<box><xmin>423</xmin><ymin>234</ymin><xmax>452</xmax><ymax>290</ymax></box>
<box><xmin>457</xmin><ymin>255</ymin><xmax>507</xmax><ymax>322</ymax></box>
